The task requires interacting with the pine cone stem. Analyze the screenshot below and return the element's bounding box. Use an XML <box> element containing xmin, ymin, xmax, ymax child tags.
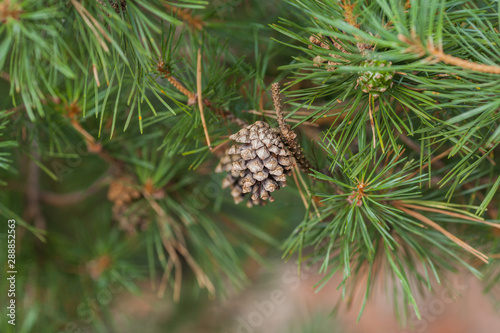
<box><xmin>271</xmin><ymin>83</ymin><xmax>288</xmax><ymax>137</ymax></box>
<box><xmin>271</xmin><ymin>83</ymin><xmax>315</xmax><ymax>173</ymax></box>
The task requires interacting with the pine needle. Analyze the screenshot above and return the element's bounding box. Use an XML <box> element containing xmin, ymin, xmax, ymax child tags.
<box><xmin>398</xmin><ymin>202</ymin><xmax>500</xmax><ymax>230</ymax></box>
<box><xmin>71</xmin><ymin>0</ymin><xmax>110</xmax><ymax>52</ymax></box>
<box><xmin>395</xmin><ymin>204</ymin><xmax>489</xmax><ymax>263</ymax></box>
<box><xmin>92</xmin><ymin>64</ymin><xmax>100</xmax><ymax>87</ymax></box>
<box><xmin>197</xmin><ymin>47</ymin><xmax>212</xmax><ymax>150</ymax></box>
<box><xmin>368</xmin><ymin>94</ymin><xmax>376</xmax><ymax>149</ymax></box>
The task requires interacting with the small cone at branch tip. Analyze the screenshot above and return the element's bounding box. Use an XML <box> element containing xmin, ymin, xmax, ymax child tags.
<box><xmin>215</xmin><ymin>121</ymin><xmax>294</xmax><ymax>207</ymax></box>
<box><xmin>356</xmin><ymin>59</ymin><xmax>395</xmax><ymax>98</ymax></box>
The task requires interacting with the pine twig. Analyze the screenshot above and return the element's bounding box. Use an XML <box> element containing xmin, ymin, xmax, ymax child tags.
<box><xmin>65</xmin><ymin>102</ymin><xmax>121</xmax><ymax>168</ymax></box>
<box><xmin>271</xmin><ymin>83</ymin><xmax>315</xmax><ymax>172</ymax></box>
<box><xmin>399</xmin><ymin>33</ymin><xmax>500</xmax><ymax>74</ymax></box>
<box><xmin>405</xmin><ymin>147</ymin><xmax>453</xmax><ymax>180</ymax></box>
<box><xmin>164</xmin><ymin>3</ymin><xmax>204</xmax><ymax>30</ymax></box>
<box><xmin>340</xmin><ymin>0</ymin><xmax>360</xmax><ymax>29</ymax></box>
<box><xmin>40</xmin><ymin>172</ymin><xmax>111</xmax><ymax>206</ymax></box>
<box><xmin>146</xmin><ymin>192</ymin><xmax>215</xmax><ymax>300</ymax></box>
<box><xmin>156</xmin><ymin>61</ymin><xmax>197</xmax><ymax>104</ymax></box>
<box><xmin>70</xmin><ymin>119</ymin><xmax>117</xmax><ymax>165</ymax></box>
<box><xmin>156</xmin><ymin>58</ymin><xmax>245</xmax><ymax>145</ymax></box>
<box><xmin>398</xmin><ymin>133</ymin><xmax>445</xmax><ymax>169</ymax></box>
<box><xmin>166</xmin><ymin>75</ymin><xmax>197</xmax><ymax>105</ymax></box>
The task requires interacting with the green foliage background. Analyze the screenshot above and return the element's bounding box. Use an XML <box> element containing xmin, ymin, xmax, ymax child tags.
<box><xmin>0</xmin><ymin>0</ymin><xmax>499</xmax><ymax>332</ymax></box>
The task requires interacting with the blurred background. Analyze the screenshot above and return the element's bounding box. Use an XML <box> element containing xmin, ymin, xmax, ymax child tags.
<box><xmin>0</xmin><ymin>1</ymin><xmax>500</xmax><ymax>332</ymax></box>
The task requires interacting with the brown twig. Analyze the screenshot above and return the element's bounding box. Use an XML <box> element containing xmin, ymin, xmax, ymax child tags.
<box><xmin>156</xmin><ymin>59</ymin><xmax>247</xmax><ymax>148</ymax></box>
<box><xmin>164</xmin><ymin>4</ymin><xmax>204</xmax><ymax>30</ymax></box>
<box><xmin>23</xmin><ymin>147</ymin><xmax>46</xmax><ymax>230</ymax></box>
<box><xmin>272</xmin><ymin>83</ymin><xmax>288</xmax><ymax>135</ymax></box>
<box><xmin>156</xmin><ymin>60</ymin><xmax>197</xmax><ymax>104</ymax></box>
<box><xmin>40</xmin><ymin>172</ymin><xmax>111</xmax><ymax>206</ymax></box>
<box><xmin>210</xmin><ymin>139</ymin><xmax>231</xmax><ymax>154</ymax></box>
<box><xmin>70</xmin><ymin>119</ymin><xmax>117</xmax><ymax>165</ymax></box>
<box><xmin>166</xmin><ymin>74</ymin><xmax>197</xmax><ymax>104</ymax></box>
<box><xmin>399</xmin><ymin>133</ymin><xmax>444</xmax><ymax>168</ymax></box>
<box><xmin>64</xmin><ymin>101</ymin><xmax>121</xmax><ymax>169</ymax></box>
<box><xmin>400</xmin><ymin>135</ymin><xmax>498</xmax><ymax>218</ymax></box>
<box><xmin>271</xmin><ymin>82</ymin><xmax>315</xmax><ymax>172</ymax></box>
<box><xmin>145</xmin><ymin>191</ymin><xmax>215</xmax><ymax>300</ymax></box>
<box><xmin>399</xmin><ymin>33</ymin><xmax>500</xmax><ymax>74</ymax></box>
<box><xmin>406</xmin><ymin>147</ymin><xmax>453</xmax><ymax>180</ymax></box>
<box><xmin>157</xmin><ymin>63</ymin><xmax>247</xmax><ymax>129</ymax></box>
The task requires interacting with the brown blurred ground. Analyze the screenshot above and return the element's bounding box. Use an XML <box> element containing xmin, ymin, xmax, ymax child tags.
<box><xmin>225</xmin><ymin>262</ymin><xmax>500</xmax><ymax>333</ymax></box>
<box><xmin>111</xmin><ymin>261</ymin><xmax>500</xmax><ymax>333</ymax></box>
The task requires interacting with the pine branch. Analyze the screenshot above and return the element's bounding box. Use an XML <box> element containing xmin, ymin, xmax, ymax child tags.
<box><xmin>40</xmin><ymin>172</ymin><xmax>111</xmax><ymax>206</ymax></box>
<box><xmin>164</xmin><ymin>3</ymin><xmax>204</xmax><ymax>30</ymax></box>
<box><xmin>400</xmin><ymin>33</ymin><xmax>500</xmax><ymax>74</ymax></box>
<box><xmin>156</xmin><ymin>61</ymin><xmax>197</xmax><ymax>104</ymax></box>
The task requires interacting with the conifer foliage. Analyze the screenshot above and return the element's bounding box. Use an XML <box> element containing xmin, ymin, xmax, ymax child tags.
<box><xmin>0</xmin><ymin>0</ymin><xmax>499</xmax><ymax>331</ymax></box>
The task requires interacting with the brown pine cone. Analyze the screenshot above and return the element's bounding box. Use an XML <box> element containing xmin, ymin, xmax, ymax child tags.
<box><xmin>107</xmin><ymin>176</ymin><xmax>147</xmax><ymax>234</ymax></box>
<box><xmin>216</xmin><ymin>121</ymin><xmax>294</xmax><ymax>207</ymax></box>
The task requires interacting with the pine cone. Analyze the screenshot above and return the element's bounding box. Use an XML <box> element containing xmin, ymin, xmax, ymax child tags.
<box><xmin>107</xmin><ymin>176</ymin><xmax>148</xmax><ymax>234</ymax></box>
<box><xmin>216</xmin><ymin>121</ymin><xmax>294</xmax><ymax>207</ymax></box>
<box><xmin>356</xmin><ymin>60</ymin><xmax>394</xmax><ymax>97</ymax></box>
